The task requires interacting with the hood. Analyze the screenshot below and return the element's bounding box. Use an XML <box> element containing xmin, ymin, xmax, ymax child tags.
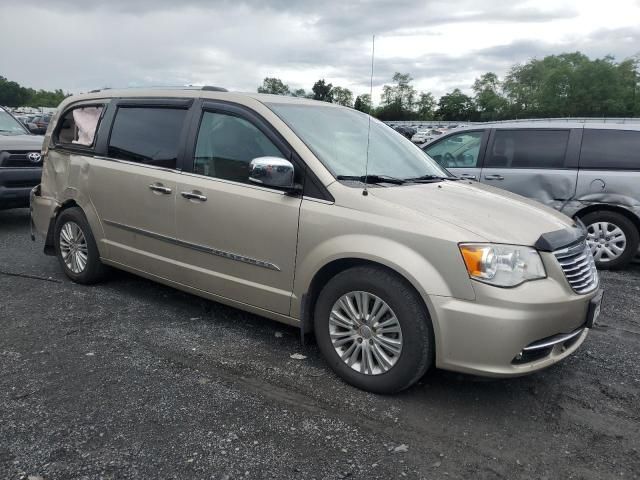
<box><xmin>0</xmin><ymin>133</ymin><xmax>45</xmax><ymax>151</ymax></box>
<box><xmin>370</xmin><ymin>180</ymin><xmax>577</xmax><ymax>246</ymax></box>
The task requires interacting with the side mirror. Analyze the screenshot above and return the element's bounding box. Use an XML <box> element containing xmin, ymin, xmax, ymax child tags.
<box><xmin>27</xmin><ymin>123</ymin><xmax>40</xmax><ymax>134</ymax></box>
<box><xmin>249</xmin><ymin>157</ymin><xmax>296</xmax><ymax>190</ymax></box>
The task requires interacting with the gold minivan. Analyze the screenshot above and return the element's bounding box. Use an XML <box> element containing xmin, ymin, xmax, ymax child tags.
<box><xmin>31</xmin><ymin>87</ymin><xmax>603</xmax><ymax>393</ymax></box>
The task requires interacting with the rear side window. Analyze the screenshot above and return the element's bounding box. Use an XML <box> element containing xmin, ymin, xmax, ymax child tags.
<box><xmin>108</xmin><ymin>107</ymin><xmax>187</xmax><ymax>169</ymax></box>
<box><xmin>485</xmin><ymin>129</ymin><xmax>569</xmax><ymax>169</ymax></box>
<box><xmin>56</xmin><ymin>105</ymin><xmax>104</xmax><ymax>147</ymax></box>
<box><xmin>580</xmin><ymin>129</ymin><xmax>640</xmax><ymax>170</ymax></box>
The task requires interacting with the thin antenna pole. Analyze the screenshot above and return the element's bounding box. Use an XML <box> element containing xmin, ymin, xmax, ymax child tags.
<box><xmin>363</xmin><ymin>34</ymin><xmax>375</xmax><ymax>196</ymax></box>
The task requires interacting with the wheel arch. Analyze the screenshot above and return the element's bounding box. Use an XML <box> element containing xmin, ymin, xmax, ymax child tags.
<box><xmin>44</xmin><ymin>199</ymin><xmax>81</xmax><ymax>255</ymax></box>
<box><xmin>45</xmin><ymin>199</ymin><xmax>105</xmax><ymax>257</ymax></box>
<box><xmin>574</xmin><ymin>204</ymin><xmax>640</xmax><ymax>233</ymax></box>
<box><xmin>299</xmin><ymin>257</ymin><xmax>438</xmax><ymax>347</ymax></box>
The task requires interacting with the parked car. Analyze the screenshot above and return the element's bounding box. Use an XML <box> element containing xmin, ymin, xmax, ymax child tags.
<box><xmin>29</xmin><ymin>115</ymin><xmax>51</xmax><ymax>134</ymax></box>
<box><xmin>393</xmin><ymin>125</ymin><xmax>416</xmax><ymax>139</ymax></box>
<box><xmin>410</xmin><ymin>129</ymin><xmax>430</xmax><ymax>143</ymax></box>
<box><xmin>423</xmin><ymin>123</ymin><xmax>640</xmax><ymax>269</ymax></box>
<box><xmin>0</xmin><ymin>107</ymin><xmax>45</xmax><ymax>209</ymax></box>
<box><xmin>31</xmin><ymin>89</ymin><xmax>601</xmax><ymax>393</ymax></box>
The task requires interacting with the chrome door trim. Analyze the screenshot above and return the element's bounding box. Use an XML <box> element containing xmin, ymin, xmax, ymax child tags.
<box><xmin>103</xmin><ymin>219</ymin><xmax>281</xmax><ymax>271</ymax></box>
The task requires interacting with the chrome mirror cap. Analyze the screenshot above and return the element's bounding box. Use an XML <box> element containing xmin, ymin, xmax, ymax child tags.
<box><xmin>249</xmin><ymin>157</ymin><xmax>295</xmax><ymax>190</ymax></box>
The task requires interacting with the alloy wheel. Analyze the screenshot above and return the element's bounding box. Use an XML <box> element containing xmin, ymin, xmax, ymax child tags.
<box><xmin>329</xmin><ymin>291</ymin><xmax>403</xmax><ymax>375</ymax></box>
<box><xmin>59</xmin><ymin>221</ymin><xmax>89</xmax><ymax>274</ymax></box>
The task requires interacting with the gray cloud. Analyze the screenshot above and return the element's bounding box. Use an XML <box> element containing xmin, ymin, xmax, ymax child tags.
<box><xmin>0</xmin><ymin>1</ymin><xmax>637</xmax><ymax>103</ymax></box>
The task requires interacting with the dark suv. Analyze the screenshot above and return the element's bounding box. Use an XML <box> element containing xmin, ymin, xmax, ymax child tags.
<box><xmin>423</xmin><ymin>122</ymin><xmax>640</xmax><ymax>269</ymax></box>
<box><xmin>0</xmin><ymin>107</ymin><xmax>45</xmax><ymax>209</ymax></box>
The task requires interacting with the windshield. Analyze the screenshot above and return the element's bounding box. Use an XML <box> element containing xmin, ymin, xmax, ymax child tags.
<box><xmin>0</xmin><ymin>109</ymin><xmax>28</xmax><ymax>135</ymax></box>
<box><xmin>267</xmin><ymin>103</ymin><xmax>449</xmax><ymax>180</ymax></box>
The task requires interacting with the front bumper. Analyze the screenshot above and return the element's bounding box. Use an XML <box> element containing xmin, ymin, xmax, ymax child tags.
<box><xmin>431</xmin><ymin>251</ymin><xmax>599</xmax><ymax>377</ymax></box>
<box><xmin>0</xmin><ymin>167</ymin><xmax>41</xmax><ymax>209</ymax></box>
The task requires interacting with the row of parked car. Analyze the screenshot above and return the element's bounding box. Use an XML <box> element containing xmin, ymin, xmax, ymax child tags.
<box><xmin>13</xmin><ymin>112</ymin><xmax>52</xmax><ymax>135</ymax></box>
<box><xmin>391</xmin><ymin>123</ymin><xmax>468</xmax><ymax>143</ymax></box>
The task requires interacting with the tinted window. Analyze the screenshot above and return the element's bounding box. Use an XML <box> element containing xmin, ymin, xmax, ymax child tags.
<box><xmin>485</xmin><ymin>129</ymin><xmax>569</xmax><ymax>169</ymax></box>
<box><xmin>580</xmin><ymin>129</ymin><xmax>640</xmax><ymax>170</ymax></box>
<box><xmin>424</xmin><ymin>131</ymin><xmax>483</xmax><ymax>168</ymax></box>
<box><xmin>108</xmin><ymin>107</ymin><xmax>187</xmax><ymax>168</ymax></box>
<box><xmin>194</xmin><ymin>111</ymin><xmax>282</xmax><ymax>184</ymax></box>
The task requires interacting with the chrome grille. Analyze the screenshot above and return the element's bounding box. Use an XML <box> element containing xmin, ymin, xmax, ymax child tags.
<box><xmin>553</xmin><ymin>241</ymin><xmax>599</xmax><ymax>294</ymax></box>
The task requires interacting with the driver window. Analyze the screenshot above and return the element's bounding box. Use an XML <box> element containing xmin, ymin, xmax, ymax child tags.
<box><xmin>424</xmin><ymin>131</ymin><xmax>483</xmax><ymax>168</ymax></box>
<box><xmin>194</xmin><ymin>111</ymin><xmax>282</xmax><ymax>184</ymax></box>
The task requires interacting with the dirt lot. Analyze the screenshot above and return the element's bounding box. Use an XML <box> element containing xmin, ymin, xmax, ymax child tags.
<box><xmin>1</xmin><ymin>207</ymin><xmax>639</xmax><ymax>480</ymax></box>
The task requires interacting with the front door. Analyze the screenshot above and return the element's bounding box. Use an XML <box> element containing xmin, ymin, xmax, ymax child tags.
<box><xmin>423</xmin><ymin>130</ymin><xmax>487</xmax><ymax>180</ymax></box>
<box><xmin>89</xmin><ymin>103</ymin><xmax>191</xmax><ymax>278</ymax></box>
<box><xmin>174</xmin><ymin>104</ymin><xmax>302</xmax><ymax>315</ymax></box>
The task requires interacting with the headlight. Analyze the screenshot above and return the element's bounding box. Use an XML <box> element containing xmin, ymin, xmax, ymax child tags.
<box><xmin>459</xmin><ymin>243</ymin><xmax>546</xmax><ymax>287</ymax></box>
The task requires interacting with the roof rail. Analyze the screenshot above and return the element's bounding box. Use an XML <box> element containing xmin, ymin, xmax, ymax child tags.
<box><xmin>84</xmin><ymin>85</ymin><xmax>228</xmax><ymax>94</ymax></box>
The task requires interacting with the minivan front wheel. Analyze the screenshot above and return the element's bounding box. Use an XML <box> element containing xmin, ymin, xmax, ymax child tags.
<box><xmin>314</xmin><ymin>266</ymin><xmax>433</xmax><ymax>393</ymax></box>
<box><xmin>54</xmin><ymin>207</ymin><xmax>107</xmax><ymax>284</ymax></box>
<box><xmin>581</xmin><ymin>211</ymin><xmax>639</xmax><ymax>270</ymax></box>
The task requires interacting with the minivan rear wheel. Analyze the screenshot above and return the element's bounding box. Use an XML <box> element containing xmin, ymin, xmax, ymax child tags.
<box><xmin>314</xmin><ymin>266</ymin><xmax>433</xmax><ymax>393</ymax></box>
<box><xmin>581</xmin><ymin>210</ymin><xmax>639</xmax><ymax>270</ymax></box>
<box><xmin>54</xmin><ymin>207</ymin><xmax>107</xmax><ymax>284</ymax></box>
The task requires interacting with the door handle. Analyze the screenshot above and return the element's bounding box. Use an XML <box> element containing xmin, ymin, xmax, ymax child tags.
<box><xmin>459</xmin><ymin>174</ymin><xmax>477</xmax><ymax>180</ymax></box>
<box><xmin>484</xmin><ymin>174</ymin><xmax>504</xmax><ymax>181</ymax></box>
<box><xmin>148</xmin><ymin>184</ymin><xmax>172</xmax><ymax>194</ymax></box>
<box><xmin>181</xmin><ymin>191</ymin><xmax>207</xmax><ymax>202</ymax></box>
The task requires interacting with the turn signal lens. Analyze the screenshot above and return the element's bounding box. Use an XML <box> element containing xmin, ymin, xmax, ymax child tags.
<box><xmin>459</xmin><ymin>243</ymin><xmax>546</xmax><ymax>287</ymax></box>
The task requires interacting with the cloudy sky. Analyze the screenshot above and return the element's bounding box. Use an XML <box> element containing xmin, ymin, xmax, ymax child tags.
<box><xmin>1</xmin><ymin>0</ymin><xmax>639</xmax><ymax>104</ymax></box>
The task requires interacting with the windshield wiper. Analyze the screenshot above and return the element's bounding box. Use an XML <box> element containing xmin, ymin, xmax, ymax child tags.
<box><xmin>336</xmin><ymin>174</ymin><xmax>406</xmax><ymax>185</ymax></box>
<box><xmin>403</xmin><ymin>174</ymin><xmax>462</xmax><ymax>183</ymax></box>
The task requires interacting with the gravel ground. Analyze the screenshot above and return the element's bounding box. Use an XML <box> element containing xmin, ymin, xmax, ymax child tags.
<box><xmin>1</xmin><ymin>208</ymin><xmax>639</xmax><ymax>480</ymax></box>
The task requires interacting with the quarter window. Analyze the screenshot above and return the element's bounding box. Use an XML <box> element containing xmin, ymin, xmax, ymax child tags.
<box><xmin>485</xmin><ymin>129</ymin><xmax>569</xmax><ymax>169</ymax></box>
<box><xmin>580</xmin><ymin>129</ymin><xmax>640</xmax><ymax>170</ymax></box>
<box><xmin>194</xmin><ymin>111</ymin><xmax>282</xmax><ymax>184</ymax></box>
<box><xmin>56</xmin><ymin>105</ymin><xmax>104</xmax><ymax>147</ymax></box>
<box><xmin>108</xmin><ymin>107</ymin><xmax>187</xmax><ymax>169</ymax></box>
<box><xmin>424</xmin><ymin>131</ymin><xmax>483</xmax><ymax>168</ymax></box>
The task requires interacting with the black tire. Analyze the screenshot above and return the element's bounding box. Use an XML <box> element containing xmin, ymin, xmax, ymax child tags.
<box><xmin>581</xmin><ymin>210</ymin><xmax>639</xmax><ymax>270</ymax></box>
<box><xmin>54</xmin><ymin>207</ymin><xmax>107</xmax><ymax>284</ymax></box>
<box><xmin>314</xmin><ymin>266</ymin><xmax>434</xmax><ymax>394</ymax></box>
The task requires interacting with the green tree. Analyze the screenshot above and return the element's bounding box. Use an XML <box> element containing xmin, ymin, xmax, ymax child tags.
<box><xmin>502</xmin><ymin>52</ymin><xmax>640</xmax><ymax>118</ymax></box>
<box><xmin>0</xmin><ymin>76</ymin><xmax>68</xmax><ymax>107</ymax></box>
<box><xmin>437</xmin><ymin>89</ymin><xmax>475</xmax><ymax>120</ymax></box>
<box><xmin>331</xmin><ymin>86</ymin><xmax>354</xmax><ymax>107</ymax></box>
<box><xmin>257</xmin><ymin>77</ymin><xmax>290</xmax><ymax>95</ymax></box>
<box><xmin>472</xmin><ymin>72</ymin><xmax>508</xmax><ymax>121</ymax></box>
<box><xmin>416</xmin><ymin>92</ymin><xmax>436</xmax><ymax>119</ymax></box>
<box><xmin>354</xmin><ymin>94</ymin><xmax>372</xmax><ymax>114</ymax></box>
<box><xmin>0</xmin><ymin>76</ymin><xmax>29</xmax><ymax>107</ymax></box>
<box><xmin>312</xmin><ymin>79</ymin><xmax>333</xmax><ymax>102</ymax></box>
<box><xmin>376</xmin><ymin>72</ymin><xmax>418</xmax><ymax>120</ymax></box>
<box><xmin>291</xmin><ymin>88</ymin><xmax>307</xmax><ymax>97</ymax></box>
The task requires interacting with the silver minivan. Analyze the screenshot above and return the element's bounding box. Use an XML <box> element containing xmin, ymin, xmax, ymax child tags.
<box><xmin>423</xmin><ymin>123</ymin><xmax>640</xmax><ymax>269</ymax></box>
<box><xmin>31</xmin><ymin>89</ymin><xmax>602</xmax><ymax>393</ymax></box>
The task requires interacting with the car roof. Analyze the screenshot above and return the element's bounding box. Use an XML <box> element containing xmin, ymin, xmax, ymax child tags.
<box><xmin>478</xmin><ymin>121</ymin><xmax>640</xmax><ymax>131</ymax></box>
